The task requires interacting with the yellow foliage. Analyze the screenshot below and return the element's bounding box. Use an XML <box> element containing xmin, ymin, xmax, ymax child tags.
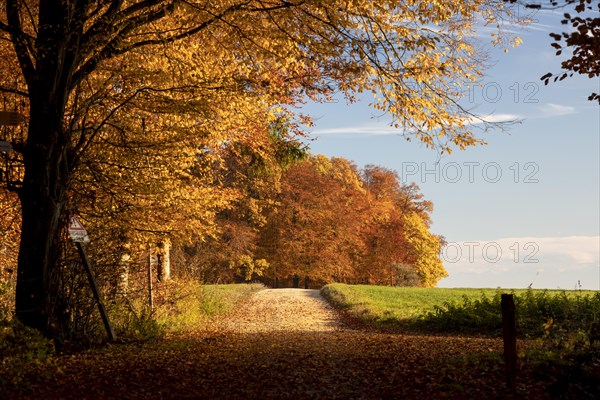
<box><xmin>402</xmin><ymin>212</ymin><xmax>448</xmax><ymax>287</ymax></box>
<box><xmin>229</xmin><ymin>255</ymin><xmax>269</xmax><ymax>281</ymax></box>
<box><xmin>0</xmin><ymin>0</ymin><xmax>517</xmax><ymax>283</ymax></box>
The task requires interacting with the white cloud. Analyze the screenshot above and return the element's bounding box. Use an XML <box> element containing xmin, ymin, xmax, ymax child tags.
<box><xmin>440</xmin><ymin>236</ymin><xmax>600</xmax><ymax>289</ymax></box>
<box><xmin>310</xmin><ymin>123</ymin><xmax>405</xmax><ymax>136</ymax></box>
<box><xmin>471</xmin><ymin>8</ymin><xmax>556</xmax><ymax>39</ymax></box>
<box><xmin>538</xmin><ymin>103</ymin><xmax>578</xmax><ymax>117</ymax></box>
<box><xmin>310</xmin><ymin>113</ymin><xmax>522</xmax><ymax>137</ymax></box>
<box><xmin>500</xmin><ymin>236</ymin><xmax>599</xmax><ymax>264</ymax></box>
<box><xmin>519</xmin><ymin>22</ymin><xmax>555</xmax><ymax>33</ymax></box>
<box><xmin>463</xmin><ymin>113</ymin><xmax>522</xmax><ymax>124</ymax></box>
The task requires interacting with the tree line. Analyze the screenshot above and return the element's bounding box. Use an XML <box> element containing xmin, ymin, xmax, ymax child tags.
<box><xmin>187</xmin><ymin>148</ymin><xmax>446</xmax><ymax>288</ymax></box>
<box><xmin>0</xmin><ymin>1</ymin><xmax>554</xmax><ymax>339</ymax></box>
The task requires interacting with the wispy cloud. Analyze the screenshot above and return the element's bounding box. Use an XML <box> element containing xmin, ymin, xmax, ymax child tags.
<box><xmin>310</xmin><ymin>123</ymin><xmax>404</xmax><ymax>136</ymax></box>
<box><xmin>471</xmin><ymin>10</ymin><xmax>555</xmax><ymax>39</ymax></box>
<box><xmin>310</xmin><ymin>113</ymin><xmax>522</xmax><ymax>137</ymax></box>
<box><xmin>464</xmin><ymin>113</ymin><xmax>522</xmax><ymax>124</ymax></box>
<box><xmin>518</xmin><ymin>22</ymin><xmax>555</xmax><ymax>34</ymax></box>
<box><xmin>500</xmin><ymin>236</ymin><xmax>600</xmax><ymax>265</ymax></box>
<box><xmin>538</xmin><ymin>103</ymin><xmax>578</xmax><ymax>117</ymax></box>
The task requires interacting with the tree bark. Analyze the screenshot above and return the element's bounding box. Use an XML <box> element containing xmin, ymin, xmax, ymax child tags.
<box><xmin>156</xmin><ymin>240</ymin><xmax>171</xmax><ymax>282</ymax></box>
<box><xmin>116</xmin><ymin>253</ymin><xmax>131</xmax><ymax>297</ymax></box>
<box><xmin>16</xmin><ymin>117</ymin><xmax>69</xmax><ymax>334</ymax></box>
<box><xmin>13</xmin><ymin>1</ymin><xmax>76</xmax><ymax>334</ymax></box>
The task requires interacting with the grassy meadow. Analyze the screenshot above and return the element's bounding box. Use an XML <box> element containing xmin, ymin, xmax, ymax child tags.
<box><xmin>321</xmin><ymin>283</ymin><xmax>600</xmax><ymax>335</ymax></box>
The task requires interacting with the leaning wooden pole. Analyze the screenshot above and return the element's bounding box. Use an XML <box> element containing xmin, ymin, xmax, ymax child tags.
<box><xmin>76</xmin><ymin>242</ymin><xmax>117</xmax><ymax>342</ymax></box>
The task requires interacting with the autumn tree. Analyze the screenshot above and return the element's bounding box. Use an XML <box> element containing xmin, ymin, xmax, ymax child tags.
<box><xmin>176</xmin><ymin>119</ymin><xmax>306</xmax><ymax>283</ymax></box>
<box><xmin>258</xmin><ymin>155</ymin><xmax>368</xmax><ymax>284</ymax></box>
<box><xmin>0</xmin><ymin>1</ymin><xmax>515</xmax><ymax>335</ymax></box>
<box><xmin>359</xmin><ymin>165</ymin><xmax>445</xmax><ymax>286</ymax></box>
<box><xmin>401</xmin><ymin>212</ymin><xmax>447</xmax><ymax>287</ymax></box>
<box><xmin>258</xmin><ymin>158</ymin><xmax>446</xmax><ymax>287</ymax></box>
<box><xmin>360</xmin><ymin>166</ymin><xmax>419</xmax><ymax>285</ymax></box>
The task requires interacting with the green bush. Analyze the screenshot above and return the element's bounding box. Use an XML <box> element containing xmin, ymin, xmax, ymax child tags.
<box><xmin>416</xmin><ymin>289</ymin><xmax>600</xmax><ymax>338</ymax></box>
<box><xmin>110</xmin><ymin>301</ymin><xmax>166</xmax><ymax>342</ymax></box>
<box><xmin>0</xmin><ymin>319</ymin><xmax>55</xmax><ymax>363</ymax></box>
<box><xmin>1</xmin><ymin>280</ymin><xmax>54</xmax><ymax>363</ymax></box>
<box><xmin>0</xmin><ymin>320</ymin><xmax>55</xmax><ymax>397</ymax></box>
<box><xmin>415</xmin><ymin>292</ymin><xmax>503</xmax><ymax>335</ymax></box>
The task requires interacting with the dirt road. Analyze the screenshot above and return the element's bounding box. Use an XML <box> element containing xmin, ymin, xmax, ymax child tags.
<box><xmin>216</xmin><ymin>288</ymin><xmax>343</xmax><ymax>333</ymax></box>
<box><xmin>3</xmin><ymin>288</ymin><xmax>544</xmax><ymax>399</ymax></box>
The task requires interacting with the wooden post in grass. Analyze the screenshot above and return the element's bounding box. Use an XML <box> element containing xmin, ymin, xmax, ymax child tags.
<box><xmin>147</xmin><ymin>245</ymin><xmax>154</xmax><ymax>311</ymax></box>
<box><xmin>501</xmin><ymin>294</ymin><xmax>517</xmax><ymax>394</ymax></box>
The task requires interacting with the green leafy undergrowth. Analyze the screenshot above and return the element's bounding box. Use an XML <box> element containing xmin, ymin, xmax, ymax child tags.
<box><xmin>417</xmin><ymin>290</ymin><xmax>600</xmax><ymax>337</ymax></box>
<box><xmin>0</xmin><ymin>281</ymin><xmax>55</xmax><ymax>379</ymax></box>
<box><xmin>1</xmin><ymin>281</ymin><xmax>263</xmax><ymax>360</ymax></box>
<box><xmin>110</xmin><ymin>281</ymin><xmax>264</xmax><ymax>341</ymax></box>
<box><xmin>322</xmin><ymin>283</ymin><xmax>599</xmax><ymax>338</ymax></box>
<box><xmin>0</xmin><ymin>319</ymin><xmax>56</xmax><ymax>390</ymax></box>
<box><xmin>0</xmin><ymin>319</ymin><xmax>55</xmax><ymax>362</ymax></box>
<box><xmin>157</xmin><ymin>281</ymin><xmax>264</xmax><ymax>333</ymax></box>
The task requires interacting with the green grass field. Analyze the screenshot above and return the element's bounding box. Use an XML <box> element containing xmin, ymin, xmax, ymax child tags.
<box><xmin>321</xmin><ymin>284</ymin><xmax>498</xmax><ymax>326</ymax></box>
<box><xmin>320</xmin><ymin>283</ymin><xmax>600</xmax><ymax>398</ymax></box>
<box><xmin>321</xmin><ymin>283</ymin><xmax>600</xmax><ymax>335</ymax></box>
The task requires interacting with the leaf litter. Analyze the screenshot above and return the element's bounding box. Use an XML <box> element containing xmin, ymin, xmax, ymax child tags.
<box><xmin>2</xmin><ymin>289</ymin><xmax>548</xmax><ymax>399</ymax></box>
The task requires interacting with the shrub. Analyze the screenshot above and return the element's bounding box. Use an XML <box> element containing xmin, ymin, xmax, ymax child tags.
<box><xmin>415</xmin><ymin>291</ymin><xmax>503</xmax><ymax>335</ymax></box>
<box><xmin>0</xmin><ymin>319</ymin><xmax>55</xmax><ymax>363</ymax></box>
<box><xmin>416</xmin><ymin>289</ymin><xmax>600</xmax><ymax>338</ymax></box>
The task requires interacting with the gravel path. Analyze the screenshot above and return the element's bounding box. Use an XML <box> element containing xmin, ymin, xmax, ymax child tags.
<box><xmin>217</xmin><ymin>288</ymin><xmax>344</xmax><ymax>333</ymax></box>
<box><xmin>2</xmin><ymin>287</ymin><xmax>550</xmax><ymax>399</ymax></box>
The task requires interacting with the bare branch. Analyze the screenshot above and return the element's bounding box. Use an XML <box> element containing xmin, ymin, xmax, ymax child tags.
<box><xmin>6</xmin><ymin>0</ymin><xmax>36</xmax><ymax>87</ymax></box>
<box><xmin>0</xmin><ymin>85</ymin><xmax>28</xmax><ymax>97</ymax></box>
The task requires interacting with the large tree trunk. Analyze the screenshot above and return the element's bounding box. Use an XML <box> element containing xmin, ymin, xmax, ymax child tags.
<box><xmin>13</xmin><ymin>1</ymin><xmax>76</xmax><ymax>334</ymax></box>
<box><xmin>16</xmin><ymin>117</ymin><xmax>69</xmax><ymax>335</ymax></box>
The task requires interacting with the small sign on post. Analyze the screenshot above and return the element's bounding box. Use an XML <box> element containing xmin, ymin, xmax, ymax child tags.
<box><xmin>0</xmin><ymin>111</ymin><xmax>25</xmax><ymax>126</ymax></box>
<box><xmin>68</xmin><ymin>215</ymin><xmax>90</xmax><ymax>243</ymax></box>
<box><xmin>0</xmin><ymin>141</ymin><xmax>12</xmax><ymax>152</ymax></box>
<box><xmin>69</xmin><ymin>215</ymin><xmax>116</xmax><ymax>342</ymax></box>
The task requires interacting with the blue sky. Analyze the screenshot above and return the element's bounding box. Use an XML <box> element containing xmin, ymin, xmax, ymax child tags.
<box><xmin>300</xmin><ymin>6</ymin><xmax>600</xmax><ymax>290</ymax></box>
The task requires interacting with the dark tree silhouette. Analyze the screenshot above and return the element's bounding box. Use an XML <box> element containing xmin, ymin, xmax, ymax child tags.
<box><xmin>507</xmin><ymin>0</ymin><xmax>600</xmax><ymax>103</ymax></box>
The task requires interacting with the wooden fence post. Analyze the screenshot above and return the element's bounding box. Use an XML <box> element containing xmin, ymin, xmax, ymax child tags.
<box><xmin>501</xmin><ymin>294</ymin><xmax>517</xmax><ymax>394</ymax></box>
<box><xmin>147</xmin><ymin>246</ymin><xmax>154</xmax><ymax>311</ymax></box>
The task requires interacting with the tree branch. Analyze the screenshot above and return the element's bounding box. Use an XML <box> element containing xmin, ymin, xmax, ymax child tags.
<box><xmin>0</xmin><ymin>20</ymin><xmax>10</xmax><ymax>33</ymax></box>
<box><xmin>6</xmin><ymin>0</ymin><xmax>36</xmax><ymax>88</ymax></box>
<box><xmin>72</xmin><ymin>2</ymin><xmax>176</xmax><ymax>87</ymax></box>
<box><xmin>0</xmin><ymin>85</ymin><xmax>28</xmax><ymax>97</ymax></box>
<box><xmin>114</xmin><ymin>2</ymin><xmax>251</xmax><ymax>52</ymax></box>
<box><xmin>72</xmin><ymin>2</ymin><xmax>248</xmax><ymax>86</ymax></box>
